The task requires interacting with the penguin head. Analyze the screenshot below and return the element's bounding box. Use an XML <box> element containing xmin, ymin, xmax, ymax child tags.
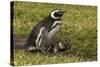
<box><xmin>50</xmin><ymin>9</ymin><xmax>65</xmax><ymax>19</ymax></box>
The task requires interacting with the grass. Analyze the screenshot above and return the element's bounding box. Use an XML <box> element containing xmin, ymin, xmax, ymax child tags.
<box><xmin>12</xmin><ymin>1</ymin><xmax>97</xmax><ymax>66</ymax></box>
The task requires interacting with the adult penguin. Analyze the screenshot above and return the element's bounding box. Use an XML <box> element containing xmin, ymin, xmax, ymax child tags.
<box><xmin>14</xmin><ymin>9</ymin><xmax>66</xmax><ymax>53</ymax></box>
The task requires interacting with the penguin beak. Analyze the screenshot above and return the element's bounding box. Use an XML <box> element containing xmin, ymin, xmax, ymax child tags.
<box><xmin>59</xmin><ymin>11</ymin><xmax>66</xmax><ymax>15</ymax></box>
<box><xmin>56</xmin><ymin>10</ymin><xmax>66</xmax><ymax>17</ymax></box>
<box><xmin>61</xmin><ymin>11</ymin><xmax>66</xmax><ymax>13</ymax></box>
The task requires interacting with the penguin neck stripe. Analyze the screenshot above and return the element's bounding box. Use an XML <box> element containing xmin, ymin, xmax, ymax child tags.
<box><xmin>51</xmin><ymin>21</ymin><xmax>61</xmax><ymax>28</ymax></box>
<box><xmin>49</xmin><ymin>21</ymin><xmax>61</xmax><ymax>32</ymax></box>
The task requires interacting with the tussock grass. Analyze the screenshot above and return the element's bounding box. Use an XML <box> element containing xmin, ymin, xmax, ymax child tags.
<box><xmin>12</xmin><ymin>1</ymin><xmax>97</xmax><ymax>66</ymax></box>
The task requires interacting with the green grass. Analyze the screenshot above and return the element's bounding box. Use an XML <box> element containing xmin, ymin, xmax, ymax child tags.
<box><xmin>12</xmin><ymin>1</ymin><xmax>97</xmax><ymax>66</ymax></box>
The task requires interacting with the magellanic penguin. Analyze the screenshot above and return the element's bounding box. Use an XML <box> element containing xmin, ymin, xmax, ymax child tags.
<box><xmin>24</xmin><ymin>9</ymin><xmax>65</xmax><ymax>53</ymax></box>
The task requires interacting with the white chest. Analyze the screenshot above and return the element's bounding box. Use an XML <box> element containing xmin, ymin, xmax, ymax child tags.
<box><xmin>48</xmin><ymin>21</ymin><xmax>61</xmax><ymax>40</ymax></box>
